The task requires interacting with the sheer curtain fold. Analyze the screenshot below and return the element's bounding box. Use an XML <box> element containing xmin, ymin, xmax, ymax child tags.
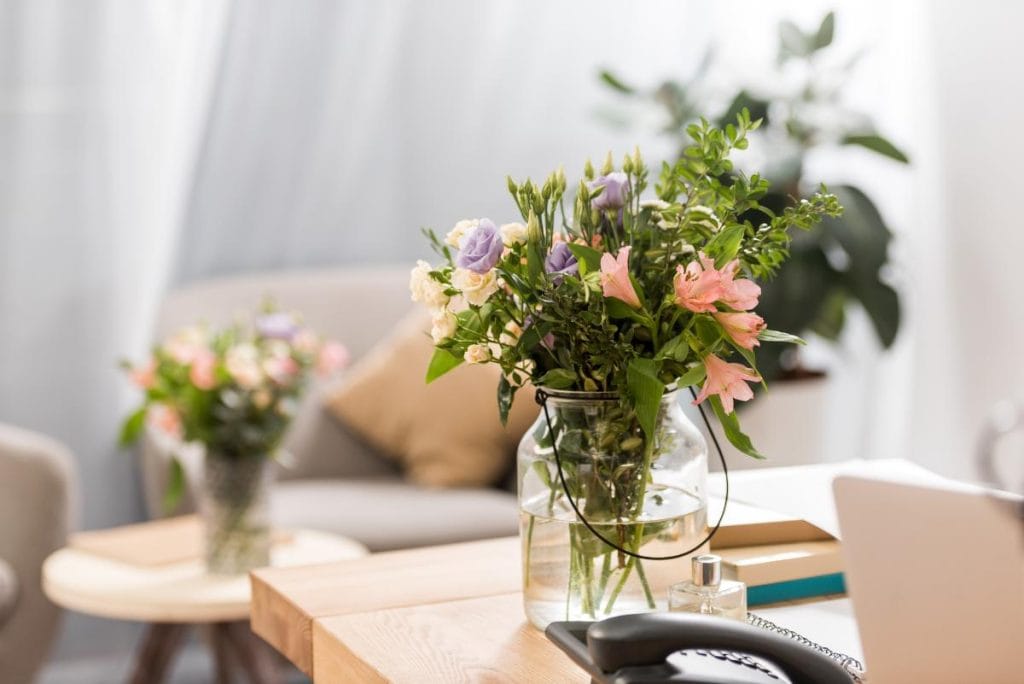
<box><xmin>0</xmin><ymin>0</ymin><xmax>230</xmax><ymax>661</ymax></box>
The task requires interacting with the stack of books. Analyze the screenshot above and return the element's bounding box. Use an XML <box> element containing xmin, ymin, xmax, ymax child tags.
<box><xmin>710</xmin><ymin>498</ymin><xmax>844</xmax><ymax>606</ymax></box>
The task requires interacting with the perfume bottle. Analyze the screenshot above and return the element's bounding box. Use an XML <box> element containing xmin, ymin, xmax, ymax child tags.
<box><xmin>668</xmin><ymin>554</ymin><xmax>747</xmax><ymax>621</ymax></box>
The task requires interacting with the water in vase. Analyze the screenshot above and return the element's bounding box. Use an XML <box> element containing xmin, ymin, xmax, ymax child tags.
<box><xmin>520</xmin><ymin>485</ymin><xmax>707</xmax><ymax>629</ymax></box>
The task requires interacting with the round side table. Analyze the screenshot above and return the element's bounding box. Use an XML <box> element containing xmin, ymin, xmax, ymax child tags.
<box><xmin>43</xmin><ymin>527</ymin><xmax>367</xmax><ymax>684</ymax></box>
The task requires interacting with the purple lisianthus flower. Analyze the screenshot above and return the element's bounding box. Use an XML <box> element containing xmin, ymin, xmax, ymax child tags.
<box><xmin>256</xmin><ymin>312</ymin><xmax>299</xmax><ymax>340</ymax></box>
<box><xmin>456</xmin><ymin>218</ymin><xmax>504</xmax><ymax>274</ymax></box>
<box><xmin>544</xmin><ymin>242</ymin><xmax>578</xmax><ymax>285</ymax></box>
<box><xmin>588</xmin><ymin>172</ymin><xmax>629</xmax><ymax>211</ymax></box>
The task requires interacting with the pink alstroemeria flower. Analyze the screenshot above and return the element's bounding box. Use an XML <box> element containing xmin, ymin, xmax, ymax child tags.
<box><xmin>692</xmin><ymin>354</ymin><xmax>761</xmax><ymax>414</ymax></box>
<box><xmin>130</xmin><ymin>358</ymin><xmax>156</xmax><ymax>389</ymax></box>
<box><xmin>713</xmin><ymin>311</ymin><xmax>766</xmax><ymax>350</ymax></box>
<box><xmin>600</xmin><ymin>246</ymin><xmax>642</xmax><ymax>309</ymax></box>
<box><xmin>188</xmin><ymin>349</ymin><xmax>218</xmax><ymax>390</ymax></box>
<box><xmin>718</xmin><ymin>259</ymin><xmax>761</xmax><ymax>311</ymax></box>
<box><xmin>673</xmin><ymin>252</ymin><xmax>724</xmax><ymax>313</ymax></box>
<box><xmin>264</xmin><ymin>355</ymin><xmax>300</xmax><ymax>386</ymax></box>
<box><xmin>317</xmin><ymin>341</ymin><xmax>350</xmax><ymax>375</ymax></box>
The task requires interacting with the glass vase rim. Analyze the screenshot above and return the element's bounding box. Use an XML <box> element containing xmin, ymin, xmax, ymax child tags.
<box><xmin>536</xmin><ymin>384</ymin><xmax>681</xmax><ymax>401</ymax></box>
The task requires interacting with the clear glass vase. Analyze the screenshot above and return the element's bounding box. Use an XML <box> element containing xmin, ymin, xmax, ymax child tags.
<box><xmin>199</xmin><ymin>452</ymin><xmax>273</xmax><ymax>575</ymax></box>
<box><xmin>518</xmin><ymin>388</ymin><xmax>708</xmax><ymax>629</ymax></box>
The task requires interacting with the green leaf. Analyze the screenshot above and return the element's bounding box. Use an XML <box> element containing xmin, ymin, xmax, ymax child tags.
<box><xmin>426</xmin><ymin>347</ymin><xmax>462</xmax><ymax>383</ymax></box>
<box><xmin>656</xmin><ymin>333</ymin><xmax>690</xmax><ymax>362</ymax></box>
<box><xmin>119</xmin><ymin>407</ymin><xmax>147</xmax><ymax>446</ymax></box>
<box><xmin>841</xmin><ymin>134</ymin><xmax>910</xmax><ymax>163</ymax></box>
<box><xmin>605</xmin><ymin>297</ymin><xmax>645</xmax><ymax>321</ymax></box>
<box><xmin>537</xmin><ymin>368</ymin><xmax>577</xmax><ymax>390</ymax></box>
<box><xmin>705</xmin><ymin>224</ymin><xmax>745</xmax><ymax>266</ymax></box>
<box><xmin>813</xmin><ymin>11</ymin><xmax>835</xmax><ymax>50</ymax></box>
<box><xmin>566</xmin><ymin>243</ymin><xmax>602</xmax><ymax>272</ymax></box>
<box><xmin>497</xmin><ymin>375</ymin><xmax>514</xmax><ymax>426</ymax></box>
<box><xmin>626</xmin><ymin>357</ymin><xmax>665</xmax><ymax>441</ymax></box>
<box><xmin>852</xmin><ymin>279</ymin><xmax>900</xmax><ymax>348</ymax></box>
<box><xmin>162</xmin><ymin>457</ymin><xmax>186</xmax><ymax>513</ymax></box>
<box><xmin>599</xmin><ymin>70</ymin><xmax>635</xmax><ymax>95</ymax></box>
<box><xmin>676</xmin><ymin>363</ymin><xmax>706</xmax><ymax>388</ymax></box>
<box><xmin>709</xmin><ymin>396</ymin><xmax>765</xmax><ymax>459</ymax></box>
<box><xmin>779</xmin><ymin>19</ymin><xmax>810</xmax><ymax>60</ymax></box>
<box><xmin>757</xmin><ymin>329</ymin><xmax>807</xmax><ymax>345</ymax></box>
<box><xmin>531</xmin><ymin>459</ymin><xmax>552</xmax><ymax>488</ymax></box>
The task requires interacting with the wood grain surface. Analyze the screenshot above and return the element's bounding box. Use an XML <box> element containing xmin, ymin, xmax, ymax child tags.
<box><xmin>313</xmin><ymin>592</ymin><xmax>586</xmax><ymax>683</ymax></box>
<box><xmin>250</xmin><ymin>536</ymin><xmax>521</xmax><ymax>676</ymax></box>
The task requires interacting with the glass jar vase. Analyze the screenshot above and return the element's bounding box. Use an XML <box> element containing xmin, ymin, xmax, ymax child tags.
<box><xmin>199</xmin><ymin>452</ymin><xmax>273</xmax><ymax>575</ymax></box>
<box><xmin>518</xmin><ymin>388</ymin><xmax>708</xmax><ymax>629</ymax></box>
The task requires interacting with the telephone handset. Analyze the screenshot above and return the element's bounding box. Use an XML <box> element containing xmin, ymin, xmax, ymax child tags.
<box><xmin>546</xmin><ymin>613</ymin><xmax>853</xmax><ymax>684</ymax></box>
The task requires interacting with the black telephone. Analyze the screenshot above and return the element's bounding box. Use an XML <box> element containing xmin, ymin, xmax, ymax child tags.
<box><xmin>546</xmin><ymin>613</ymin><xmax>853</xmax><ymax>684</ymax></box>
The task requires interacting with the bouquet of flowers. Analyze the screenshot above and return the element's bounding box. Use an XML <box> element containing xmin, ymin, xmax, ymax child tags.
<box><xmin>121</xmin><ymin>308</ymin><xmax>348</xmax><ymax>506</ymax></box>
<box><xmin>410</xmin><ymin>111</ymin><xmax>842</xmax><ymax>624</ymax></box>
<box><xmin>411</xmin><ymin>111</ymin><xmax>841</xmax><ymax>453</ymax></box>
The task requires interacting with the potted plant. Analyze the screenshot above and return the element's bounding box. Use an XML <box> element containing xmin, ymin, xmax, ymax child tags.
<box><xmin>598</xmin><ymin>12</ymin><xmax>907</xmax><ymax>465</ymax></box>
<box><xmin>121</xmin><ymin>308</ymin><xmax>348</xmax><ymax>574</ymax></box>
<box><xmin>410</xmin><ymin>111</ymin><xmax>841</xmax><ymax>626</ymax></box>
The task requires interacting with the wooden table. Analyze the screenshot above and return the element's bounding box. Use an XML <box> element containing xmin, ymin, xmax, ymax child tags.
<box><xmin>43</xmin><ymin>515</ymin><xmax>367</xmax><ymax>683</ymax></box>
<box><xmin>251</xmin><ymin>536</ymin><xmax>862</xmax><ymax>682</ymax></box>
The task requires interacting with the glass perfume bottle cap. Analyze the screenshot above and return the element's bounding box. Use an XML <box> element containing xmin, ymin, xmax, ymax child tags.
<box><xmin>691</xmin><ymin>554</ymin><xmax>722</xmax><ymax>587</ymax></box>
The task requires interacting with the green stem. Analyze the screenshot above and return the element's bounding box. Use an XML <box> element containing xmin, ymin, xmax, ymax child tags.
<box><xmin>604</xmin><ymin>557</ymin><xmax>636</xmax><ymax>614</ymax></box>
<box><xmin>634</xmin><ymin>558</ymin><xmax>656</xmax><ymax>609</ymax></box>
<box><xmin>524</xmin><ymin>514</ymin><xmax>535</xmax><ymax>588</ymax></box>
<box><xmin>597</xmin><ymin>551</ymin><xmax>613</xmax><ymax>601</ymax></box>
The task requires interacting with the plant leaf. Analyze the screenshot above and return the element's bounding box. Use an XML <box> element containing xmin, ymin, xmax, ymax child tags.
<box><xmin>676</xmin><ymin>363</ymin><xmax>707</xmax><ymax>388</ymax></box>
<box><xmin>566</xmin><ymin>243</ymin><xmax>602</xmax><ymax>272</ymax></box>
<box><xmin>497</xmin><ymin>375</ymin><xmax>514</xmax><ymax>425</ymax></box>
<box><xmin>537</xmin><ymin>368</ymin><xmax>577</xmax><ymax>390</ymax></box>
<box><xmin>705</xmin><ymin>224</ymin><xmax>745</xmax><ymax>266</ymax></box>
<box><xmin>119</xmin><ymin>407</ymin><xmax>147</xmax><ymax>446</ymax></box>
<box><xmin>605</xmin><ymin>297</ymin><xmax>645</xmax><ymax>321</ymax></box>
<box><xmin>757</xmin><ymin>329</ymin><xmax>807</xmax><ymax>345</ymax></box>
<box><xmin>627</xmin><ymin>357</ymin><xmax>665</xmax><ymax>441</ymax></box>
<box><xmin>813</xmin><ymin>11</ymin><xmax>835</xmax><ymax>50</ymax></box>
<box><xmin>599</xmin><ymin>70</ymin><xmax>635</xmax><ymax>95</ymax></box>
<box><xmin>426</xmin><ymin>347</ymin><xmax>462</xmax><ymax>383</ymax></box>
<box><xmin>709</xmin><ymin>396</ymin><xmax>765</xmax><ymax>459</ymax></box>
<box><xmin>841</xmin><ymin>134</ymin><xmax>910</xmax><ymax>163</ymax></box>
<box><xmin>162</xmin><ymin>457</ymin><xmax>186</xmax><ymax>513</ymax></box>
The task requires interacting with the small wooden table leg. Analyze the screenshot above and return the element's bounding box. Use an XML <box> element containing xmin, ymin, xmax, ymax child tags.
<box><xmin>128</xmin><ymin>623</ymin><xmax>187</xmax><ymax>684</ymax></box>
<box><xmin>222</xmin><ymin>620</ymin><xmax>282</xmax><ymax>684</ymax></box>
<box><xmin>210</xmin><ymin>622</ymin><xmax>235</xmax><ymax>684</ymax></box>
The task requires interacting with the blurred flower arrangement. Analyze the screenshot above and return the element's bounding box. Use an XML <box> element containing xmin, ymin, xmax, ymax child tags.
<box><xmin>120</xmin><ymin>307</ymin><xmax>347</xmax><ymax>573</ymax></box>
<box><xmin>599</xmin><ymin>11</ymin><xmax>907</xmax><ymax>382</ymax></box>
<box><xmin>412</xmin><ymin>111</ymin><xmax>841</xmax><ymax>454</ymax></box>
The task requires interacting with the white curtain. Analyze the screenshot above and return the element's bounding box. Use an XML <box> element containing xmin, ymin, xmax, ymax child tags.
<box><xmin>0</xmin><ymin>0</ymin><xmax>230</xmax><ymax>662</ymax></box>
<box><xmin>0</xmin><ymin>0</ymin><xmax>1018</xmax><ymax>668</ymax></box>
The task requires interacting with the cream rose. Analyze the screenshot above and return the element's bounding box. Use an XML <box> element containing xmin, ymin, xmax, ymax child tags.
<box><xmin>445</xmin><ymin>219</ymin><xmax>479</xmax><ymax>248</ymax></box>
<box><xmin>499</xmin><ymin>320</ymin><xmax>523</xmax><ymax>347</ymax></box>
<box><xmin>463</xmin><ymin>343</ymin><xmax>492</xmax><ymax>364</ymax></box>
<box><xmin>499</xmin><ymin>222</ymin><xmax>528</xmax><ymax>246</ymax></box>
<box><xmin>409</xmin><ymin>260</ymin><xmax>450</xmax><ymax>308</ymax></box>
<box><xmin>451</xmin><ymin>267</ymin><xmax>499</xmax><ymax>306</ymax></box>
<box><xmin>430</xmin><ymin>308</ymin><xmax>458</xmax><ymax>343</ymax></box>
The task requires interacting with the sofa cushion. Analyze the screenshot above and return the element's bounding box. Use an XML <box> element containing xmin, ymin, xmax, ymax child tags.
<box><xmin>270</xmin><ymin>479</ymin><xmax>518</xmax><ymax>552</ymax></box>
<box><xmin>325</xmin><ymin>311</ymin><xmax>539</xmax><ymax>488</ymax></box>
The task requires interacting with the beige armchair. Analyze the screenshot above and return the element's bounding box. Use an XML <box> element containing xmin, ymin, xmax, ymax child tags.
<box><xmin>139</xmin><ymin>267</ymin><xmax>519</xmax><ymax>551</ymax></box>
<box><xmin>0</xmin><ymin>423</ymin><xmax>76</xmax><ymax>683</ymax></box>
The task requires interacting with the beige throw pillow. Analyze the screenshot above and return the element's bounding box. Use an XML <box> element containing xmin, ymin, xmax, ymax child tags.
<box><xmin>326</xmin><ymin>311</ymin><xmax>539</xmax><ymax>487</ymax></box>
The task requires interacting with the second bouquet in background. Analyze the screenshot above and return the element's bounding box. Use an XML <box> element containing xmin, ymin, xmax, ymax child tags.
<box><xmin>120</xmin><ymin>308</ymin><xmax>348</xmax><ymax>575</ymax></box>
<box><xmin>411</xmin><ymin>110</ymin><xmax>842</xmax><ymax>627</ymax></box>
